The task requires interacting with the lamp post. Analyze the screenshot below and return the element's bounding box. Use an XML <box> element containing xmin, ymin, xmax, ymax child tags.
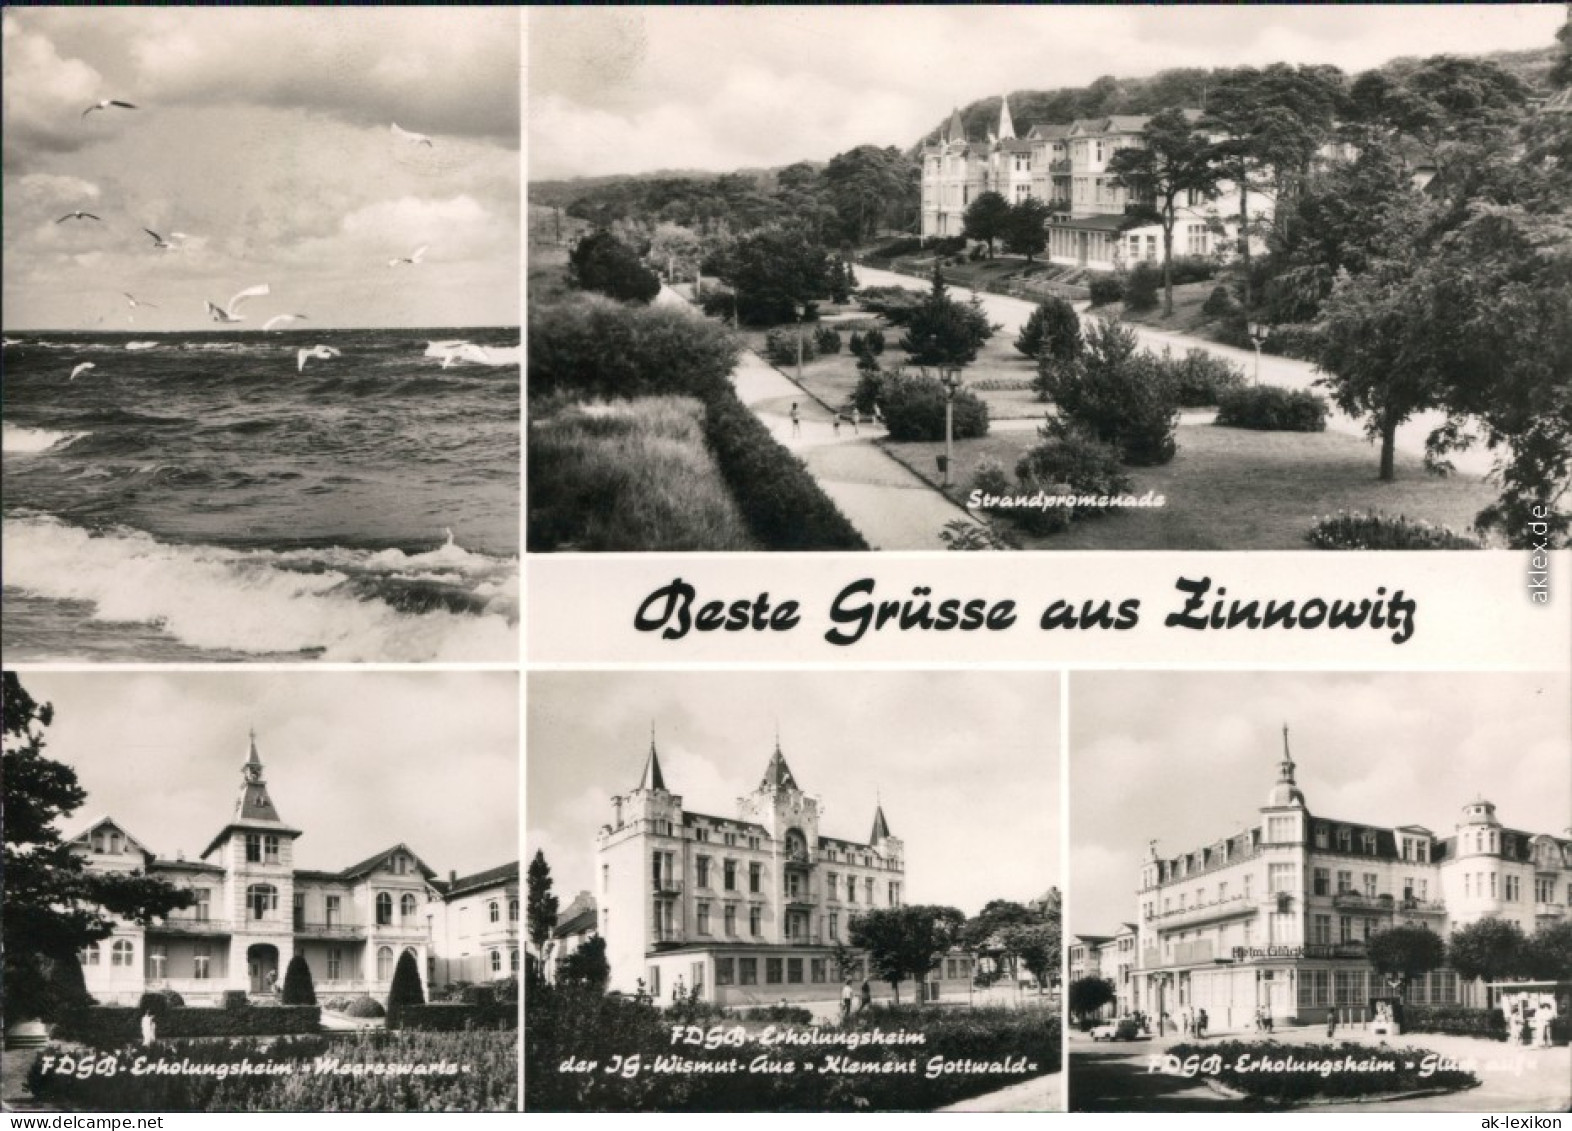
<box><xmin>794</xmin><ymin>303</ymin><xmax>805</xmax><ymax>385</ymax></box>
<box><xmin>940</xmin><ymin>367</ymin><xmax>961</xmax><ymax>489</ymax></box>
<box><xmin>1247</xmin><ymin>320</ymin><xmax>1269</xmax><ymax>386</ymax></box>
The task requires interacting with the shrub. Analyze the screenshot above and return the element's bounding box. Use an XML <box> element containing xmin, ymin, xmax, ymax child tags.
<box><xmin>870</xmin><ymin>237</ymin><xmax>923</xmax><ymax>260</ymax></box>
<box><xmin>569</xmin><ymin>230</ymin><xmax>661</xmax><ymax>304</ymax></box>
<box><xmin>1014</xmin><ymin>297</ymin><xmax>1083</xmax><ymax>362</ymax></box>
<box><xmin>764</xmin><ymin>327</ymin><xmax>817</xmax><ymax>367</ymax></box>
<box><xmin>698</xmin><ymin>287</ymin><xmax>736</xmax><ymax>321</ymax></box>
<box><xmin>387</xmin><ymin>951</ymin><xmax>426</xmax><ymax>1029</ymax></box>
<box><xmin>55</xmin><ymin>1005</ymin><xmax>321</xmax><ymax>1049</ymax></box>
<box><xmin>400</xmin><ymin>1003</ymin><xmax>518</xmax><ymax>1032</ymax></box>
<box><xmin>923</xmin><ymin>235</ymin><xmax>967</xmax><ymax>255</ymax></box>
<box><xmin>1201</xmin><ymin>284</ymin><xmax>1237</xmax><ymax>318</ymax></box>
<box><xmin>1087</xmin><ymin>272</ymin><xmax>1125</xmax><ymax>306</ymax></box>
<box><xmin>880</xmin><ymin>372</ymin><xmax>990</xmax><ymax>443</ymax></box>
<box><xmin>1215</xmin><ymin>385</ymin><xmax>1328</xmax><ymax>431</ymax></box>
<box><xmin>345</xmin><ymin>995</ymin><xmax>387</xmax><ymax>1019</ymax></box>
<box><xmin>968</xmin><ymin>243</ymin><xmax>986</xmax><ymax>261</ymax></box>
<box><xmin>702</xmin><ymin>391</ymin><xmax>869</xmax><ymax>550</ymax></box>
<box><xmin>738</xmin><ymin>1005</ymin><xmax>814</xmax><ymax>1023</ymax></box>
<box><xmin>460</xmin><ymin>984</ymin><xmax>497</xmax><ymax>1007</ymax></box>
<box><xmin>971</xmin><ymin>456</ymin><xmax>1011</xmax><ymax>498</ymax></box>
<box><xmin>1012</xmin><ymin>429</ymin><xmax>1133</xmax><ymax>533</ymax></box>
<box><xmin>1164</xmin><ymin>348</ymin><xmax>1247</xmax><ymax>407</ymax></box>
<box><xmin>813</xmin><ymin>325</ymin><xmax>842</xmax><ymax>354</ymax></box>
<box><xmin>857</xmin><ymin>286</ymin><xmax>925</xmax><ymax>326</ymax></box>
<box><xmin>1167</xmin><ymin>255</ymin><xmax>1217</xmax><ymax>285</ymax></box>
<box><xmin>528</xmin><ymin>295</ymin><xmax>740</xmax><ymax>404</ymax></box>
<box><xmin>1166</xmin><ymin>1040</ymin><xmax>1477</xmax><ymax>1104</ymax></box>
<box><xmin>1307</xmin><ymin>511</ymin><xmax>1486</xmax><ymax>550</ymax></box>
<box><xmin>847</xmin><ymin>330</ymin><xmax>864</xmax><ymax>355</ymax></box>
<box><xmin>281</xmin><ymin>955</ymin><xmax>317</xmax><ymax>1006</ymax></box>
<box><xmin>863</xmin><ymin>326</ymin><xmax>885</xmax><ymax>355</ymax></box>
<box><xmin>1404</xmin><ymin>1005</ymin><xmax>1509</xmax><ymax>1040</ymax></box>
<box><xmin>1123</xmin><ymin>262</ymin><xmax>1161</xmax><ymax>313</ymax></box>
<box><xmin>852</xmin><ymin>370</ymin><xmax>885</xmax><ymax>415</ymax></box>
<box><xmin>1038</xmin><ymin>319</ymin><xmax>1178</xmax><ymax>466</ymax></box>
<box><xmin>137</xmin><ymin>989</ymin><xmax>184</xmax><ymax>1018</ymax></box>
<box><xmin>221</xmin><ymin>990</ymin><xmax>249</xmax><ymax>1011</ymax></box>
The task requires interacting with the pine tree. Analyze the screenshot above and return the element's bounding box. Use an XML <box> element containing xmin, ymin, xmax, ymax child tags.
<box><xmin>526</xmin><ymin>849</ymin><xmax>560</xmax><ymax>959</ymax></box>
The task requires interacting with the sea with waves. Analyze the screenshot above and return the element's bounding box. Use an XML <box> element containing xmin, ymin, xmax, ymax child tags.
<box><xmin>2</xmin><ymin>327</ymin><xmax>519</xmax><ymax>662</ymax></box>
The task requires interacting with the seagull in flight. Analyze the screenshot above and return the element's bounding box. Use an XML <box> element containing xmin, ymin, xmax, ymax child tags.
<box><xmin>204</xmin><ymin>283</ymin><xmax>270</xmax><ymax>323</ymax></box>
<box><xmin>83</xmin><ymin>99</ymin><xmax>137</xmax><ymax>118</ymax></box>
<box><xmin>70</xmin><ymin>362</ymin><xmax>97</xmax><ymax>381</ymax></box>
<box><xmin>297</xmin><ymin>345</ymin><xmax>341</xmax><ymax>372</ymax></box>
<box><xmin>123</xmin><ymin>292</ymin><xmax>158</xmax><ymax>309</ymax></box>
<box><xmin>263</xmin><ymin>313</ymin><xmax>309</xmax><ymax>332</ymax></box>
<box><xmin>391</xmin><ymin>123</ymin><xmax>433</xmax><ymax>147</ymax></box>
<box><xmin>57</xmin><ymin>211</ymin><xmax>102</xmax><ymax>223</ymax></box>
<box><xmin>141</xmin><ymin>227</ymin><xmax>175</xmax><ymax>250</ymax></box>
<box><xmin>388</xmin><ymin>245</ymin><xmax>428</xmax><ymax>268</ymax></box>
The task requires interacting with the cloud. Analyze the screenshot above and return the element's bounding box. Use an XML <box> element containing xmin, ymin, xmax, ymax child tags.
<box><xmin>1</xmin><ymin>15</ymin><xmax>105</xmax><ymax>168</ymax></box>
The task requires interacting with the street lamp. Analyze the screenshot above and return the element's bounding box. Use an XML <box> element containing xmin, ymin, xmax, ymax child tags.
<box><xmin>1247</xmin><ymin>320</ymin><xmax>1269</xmax><ymax>385</ymax></box>
<box><xmin>793</xmin><ymin>303</ymin><xmax>805</xmax><ymax>385</ymax></box>
<box><xmin>939</xmin><ymin>367</ymin><xmax>962</xmax><ymax>489</ymax></box>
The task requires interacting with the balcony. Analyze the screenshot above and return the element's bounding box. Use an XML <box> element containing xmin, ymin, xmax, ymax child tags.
<box><xmin>783</xmin><ymin>932</ymin><xmax>823</xmax><ymax>946</ymax></box>
<box><xmin>1396</xmin><ymin>898</ymin><xmax>1447</xmax><ymax>916</ymax></box>
<box><xmin>369</xmin><ymin>921</ymin><xmax>432</xmax><ymax>941</ymax></box>
<box><xmin>1151</xmin><ymin>895</ymin><xmax>1255</xmax><ymax>930</ymax></box>
<box><xmin>653</xmin><ymin>878</ymin><xmax>683</xmax><ymax>897</ymax></box>
<box><xmin>784</xmin><ymin>849</ymin><xmax>813</xmax><ymax>870</ymax></box>
<box><xmin>148</xmin><ymin>917</ymin><xmax>233</xmax><ymax>937</ymax></box>
<box><xmin>650</xmin><ymin>927</ymin><xmax>683</xmax><ymax>946</ymax></box>
<box><xmin>1049</xmin><ymin>159</ymin><xmax>1071</xmax><ymax>173</ymax></box>
<box><xmin>1536</xmin><ymin>903</ymin><xmax>1567</xmax><ymax>919</ymax></box>
<box><xmin>1330</xmin><ymin>892</ymin><xmax>1394</xmax><ymax>912</ymax></box>
<box><xmin>784</xmin><ymin>889</ymin><xmax>815</xmax><ymax>910</ymax></box>
<box><xmin>293</xmin><ymin>920</ymin><xmax>366</xmax><ymax>940</ymax></box>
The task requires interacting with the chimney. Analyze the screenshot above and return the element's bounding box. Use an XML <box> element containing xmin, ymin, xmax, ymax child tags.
<box><xmin>449</xmin><ymin>869</ymin><xmax>457</xmax><ymax>887</ymax></box>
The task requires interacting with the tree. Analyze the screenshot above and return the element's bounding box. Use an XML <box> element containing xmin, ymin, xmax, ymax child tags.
<box><xmin>1522</xmin><ymin>920</ymin><xmax>1572</xmax><ymax>982</ymax></box>
<box><xmin>1015</xmin><ymin>298</ymin><xmax>1083</xmax><ymax>363</ymax></box>
<box><xmin>1003</xmin><ymin>197</ymin><xmax>1051</xmax><ymax>264</ymax></box>
<box><xmin>898</xmin><ymin>263</ymin><xmax>996</xmax><ymax>372</ymax></box>
<box><xmin>962</xmin><ymin>191</ymin><xmax>1012</xmax><ymax>257</ymax></box>
<box><xmin>849</xmin><ymin>904</ymin><xmax>965</xmax><ymax>1003</ymax></box>
<box><xmin>569</xmin><ymin>230</ymin><xmax>662</xmax><ymax>304</ymax></box>
<box><xmin>3</xmin><ymin>673</ymin><xmax>194</xmax><ymax>1024</ymax></box>
<box><xmin>1001</xmin><ymin>924</ymin><xmax>1059</xmax><ymax>993</ymax></box>
<box><xmin>558</xmin><ymin>935</ymin><xmax>610</xmax><ymax>990</ymax></box>
<box><xmin>526</xmin><ymin>849</ymin><xmax>560</xmax><ymax>958</ymax></box>
<box><xmin>1366</xmin><ymin>924</ymin><xmax>1446</xmax><ymax>1000</ymax></box>
<box><xmin>386</xmin><ymin>948</ymin><xmax>425</xmax><ymax>1027</ymax></box>
<box><xmin>281</xmin><ymin>953</ymin><xmax>317</xmax><ymax>1006</ymax></box>
<box><xmin>647</xmin><ymin>223</ymin><xmax>704</xmax><ymax>284</ymax></box>
<box><xmin>1108</xmin><ymin>108</ymin><xmax>1223</xmax><ymax>315</ymax></box>
<box><xmin>960</xmin><ymin>899</ymin><xmax>1041</xmax><ymax>951</ymax></box>
<box><xmin>1068</xmin><ymin>976</ymin><xmax>1116</xmax><ymax>1022</ymax></box>
<box><xmin>714</xmin><ymin>225</ymin><xmax>831</xmax><ymax>326</ymax></box>
<box><xmin>823</xmin><ymin>145</ymin><xmax>920</xmax><ymax>242</ymax></box>
<box><xmin>1038</xmin><ymin>317</ymin><xmax>1179</xmax><ymax>466</ymax></box>
<box><xmin>1448</xmin><ymin>918</ymin><xmax>1528</xmax><ymax>988</ymax></box>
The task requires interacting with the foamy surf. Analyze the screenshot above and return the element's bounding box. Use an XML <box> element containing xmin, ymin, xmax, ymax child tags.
<box><xmin>2</xmin><ymin>515</ymin><xmax>517</xmax><ymax>662</ymax></box>
<box><xmin>4</xmin><ymin>423</ymin><xmax>88</xmax><ymax>454</ymax></box>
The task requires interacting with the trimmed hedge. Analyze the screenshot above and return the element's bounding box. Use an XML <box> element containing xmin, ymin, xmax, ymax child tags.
<box><xmin>702</xmin><ymin>391</ymin><xmax>868</xmax><ymax>550</ymax></box>
<box><xmin>399</xmin><ymin>1003</ymin><xmax>518</xmax><ymax>1032</ymax></box>
<box><xmin>1403</xmin><ymin>1005</ymin><xmax>1508</xmax><ymax>1041</ymax></box>
<box><xmin>1087</xmin><ymin>273</ymin><xmax>1125</xmax><ymax>306</ymax></box>
<box><xmin>1215</xmin><ymin>385</ymin><xmax>1327</xmax><ymax>431</ymax></box>
<box><xmin>1165</xmin><ymin>1039</ymin><xmax>1477</xmax><ymax>1105</ymax></box>
<box><xmin>345</xmin><ymin>995</ymin><xmax>387</xmax><ymax>1019</ymax></box>
<box><xmin>1307</xmin><ymin>511</ymin><xmax>1486</xmax><ymax>550</ymax></box>
<box><xmin>55</xmin><ymin>1005</ymin><xmax>321</xmax><ymax>1049</ymax></box>
<box><xmin>738</xmin><ymin>1005</ymin><xmax>814</xmax><ymax>1023</ymax></box>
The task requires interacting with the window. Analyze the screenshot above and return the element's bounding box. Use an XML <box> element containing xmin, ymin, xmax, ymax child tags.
<box><xmin>787</xmin><ymin>957</ymin><xmax>803</xmax><ymax>984</ymax></box>
<box><xmin>376</xmin><ymin>892</ymin><xmax>393</xmax><ymax>925</ymax></box>
<box><xmin>1314</xmin><ymin>825</ymin><xmax>1329</xmax><ymax>848</ymax></box>
<box><xmin>147</xmin><ymin>943</ymin><xmax>167</xmax><ymax>980</ymax></box>
<box><xmin>264</xmin><ymin>834</ymin><xmax>280</xmax><ymax>863</ymax></box>
<box><xmin>328</xmin><ymin>948</ymin><xmax>342</xmax><ymax>981</ymax></box>
<box><xmin>1312</xmin><ymin>915</ymin><xmax>1331</xmax><ymax>945</ymax></box>
<box><xmin>739</xmin><ymin>957</ymin><xmax>758</xmax><ymax>985</ymax></box>
<box><xmin>1363</xmin><ymin>873</ymin><xmax>1378</xmax><ymax>898</ymax></box>
<box><xmin>82</xmin><ymin>942</ymin><xmax>101</xmax><ymax>966</ymax></box>
<box><xmin>1538</xmin><ymin>877</ymin><xmax>1556</xmax><ymax>903</ymax></box>
<box><xmin>766</xmin><ymin>958</ymin><xmax>783</xmax><ymax>984</ymax></box>
<box><xmin>193</xmin><ymin>943</ymin><xmax>211</xmax><ymax>980</ymax></box>
<box><xmin>489</xmin><ymin>900</ymin><xmax>500</xmax><ymax>923</ymax></box>
<box><xmin>1268</xmin><ymin>864</ymin><xmax>1295</xmax><ymax>894</ymax></box>
<box><xmin>1490</xmin><ymin>872</ymin><xmax>1498</xmax><ymax>898</ymax></box>
<box><xmin>864</xmin><ymin>878</ymin><xmax>874</xmax><ymax>904</ymax></box>
<box><xmin>1267</xmin><ymin>816</ymin><xmax>1294</xmax><ymax>843</ymax></box>
<box><xmin>811</xmin><ymin>958</ymin><xmax>827</xmax><ymax>983</ymax></box>
<box><xmin>829</xmin><ymin>912</ymin><xmax>839</xmax><ymax>940</ymax></box>
<box><xmin>847</xmin><ymin>879</ymin><xmax>857</xmax><ymax>904</ymax></box>
<box><xmin>325</xmin><ymin>894</ymin><xmax>340</xmax><ymax>925</ymax></box>
<box><xmin>377</xmin><ymin>946</ymin><xmax>393</xmax><ymax>980</ymax></box>
<box><xmin>247</xmin><ymin>883</ymin><xmax>278</xmax><ymax>920</ymax></box>
<box><xmin>717</xmin><ymin>958</ymin><xmax>735</xmax><ymax>986</ymax></box>
<box><xmin>724</xmin><ymin>905</ymin><xmax>737</xmax><ymax>935</ymax></box>
<box><xmin>697</xmin><ymin>903</ymin><xmax>711</xmax><ymax>935</ymax></box>
<box><xmin>246</xmin><ymin>834</ymin><xmax>262</xmax><ymax>863</ymax></box>
<box><xmin>509</xmin><ymin>899</ymin><xmax>519</xmax><ymax>922</ymax></box>
<box><xmin>294</xmin><ymin>892</ymin><xmax>306</xmax><ymax>928</ymax></box>
<box><xmin>694</xmin><ymin>827</ymin><xmax>709</xmax><ymax>843</ymax></box>
<box><xmin>697</xmin><ymin>857</ymin><xmax>711</xmax><ymax>888</ymax></box>
<box><xmin>401</xmin><ymin>893</ymin><xmax>418</xmax><ymax>921</ymax></box>
<box><xmin>1313</xmin><ymin>868</ymin><xmax>1330</xmax><ymax>896</ymax></box>
<box><xmin>1505</xmin><ymin>875</ymin><xmax>1520</xmax><ymax>901</ymax></box>
<box><xmin>828</xmin><ymin>873</ymin><xmax>839</xmax><ymax>901</ymax></box>
<box><xmin>1465</xmin><ymin>873</ymin><xmax>1473</xmax><ymax>897</ymax></box>
<box><xmin>724</xmin><ymin>860</ymin><xmax>737</xmax><ymax>891</ymax></box>
<box><xmin>112</xmin><ymin>939</ymin><xmax>134</xmax><ymax>967</ymax></box>
<box><xmin>1336</xmin><ymin>871</ymin><xmax>1353</xmax><ymax>895</ymax></box>
<box><xmin>511</xmin><ymin>950</ymin><xmax>520</xmax><ymax>974</ymax></box>
<box><xmin>749</xmin><ymin>907</ymin><xmax>762</xmax><ymax>936</ymax></box>
<box><xmin>1337</xmin><ymin>828</ymin><xmax>1352</xmax><ymax>852</ymax></box>
<box><xmin>888</xmin><ymin>881</ymin><xmax>900</xmax><ymax>906</ymax></box>
<box><xmin>1340</xmin><ymin>915</ymin><xmax>1353</xmax><ymax>944</ymax></box>
<box><xmin>109</xmin><ymin>831</ymin><xmax>122</xmax><ymax>854</ymax></box>
<box><xmin>194</xmin><ymin>889</ymin><xmax>211</xmax><ymax>921</ymax></box>
<box><xmin>491</xmin><ymin>949</ymin><xmax>502</xmax><ymax>974</ymax></box>
<box><xmin>1361</xmin><ymin>832</ymin><xmax>1377</xmax><ymax>855</ymax></box>
<box><xmin>749</xmin><ymin>863</ymin><xmax>762</xmax><ymax>894</ymax></box>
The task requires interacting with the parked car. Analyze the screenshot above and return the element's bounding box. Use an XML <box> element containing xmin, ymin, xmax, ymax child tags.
<box><xmin>1091</xmin><ymin>1016</ymin><xmax>1148</xmax><ymax>1042</ymax></box>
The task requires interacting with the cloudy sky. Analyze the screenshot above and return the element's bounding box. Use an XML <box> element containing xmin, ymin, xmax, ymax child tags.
<box><xmin>527</xmin><ymin>671</ymin><xmax>1059</xmax><ymax>918</ymax></box>
<box><xmin>1070</xmin><ymin>671</ymin><xmax>1572</xmax><ymax>936</ymax></box>
<box><xmin>529</xmin><ymin>5</ymin><xmax>1564</xmax><ymax>181</ymax></box>
<box><xmin>11</xmin><ymin>671</ymin><xmax>517</xmax><ymax>879</ymax></box>
<box><xmin>3</xmin><ymin>8</ymin><xmax>519</xmax><ymax>330</ymax></box>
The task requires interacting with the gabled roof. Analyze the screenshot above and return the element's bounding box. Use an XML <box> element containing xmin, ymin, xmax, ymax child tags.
<box><xmin>1027</xmin><ymin>123</ymin><xmax>1071</xmax><ymax>141</ymax></box>
<box><xmin>62</xmin><ymin>815</ymin><xmax>155</xmax><ymax>861</ymax></box>
<box><xmin>199</xmin><ymin>816</ymin><xmax>303</xmax><ymax>862</ymax></box>
<box><xmin>553</xmin><ymin>905</ymin><xmax>598</xmax><ymax>939</ymax></box>
<box><xmin>440</xmin><ymin>860</ymin><xmax>519</xmax><ymax>899</ymax></box>
<box><xmin>337</xmin><ymin>842</ymin><xmax>438</xmax><ymax>882</ymax></box>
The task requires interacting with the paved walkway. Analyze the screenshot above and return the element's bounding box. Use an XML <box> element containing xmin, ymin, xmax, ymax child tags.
<box><xmin>659</xmin><ymin>286</ymin><xmax>982</xmax><ymax>551</ymax></box>
<box><xmin>938</xmin><ymin>1070</ymin><xmax>1062</xmax><ymax>1112</ymax></box>
<box><xmin>855</xmin><ymin>264</ymin><xmax>1495</xmax><ymax>477</ymax></box>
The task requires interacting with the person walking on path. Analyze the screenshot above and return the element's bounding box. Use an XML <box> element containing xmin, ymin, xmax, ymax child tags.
<box><xmin>841</xmin><ymin>979</ymin><xmax>854</xmax><ymax>1024</ymax></box>
<box><xmin>790</xmin><ymin>402</ymin><xmax>801</xmax><ymax>438</ymax></box>
<box><xmin>1326</xmin><ymin>1008</ymin><xmax>1337</xmax><ymax>1040</ymax></box>
<box><xmin>860</xmin><ymin>977</ymin><xmax>873</xmax><ymax>1013</ymax></box>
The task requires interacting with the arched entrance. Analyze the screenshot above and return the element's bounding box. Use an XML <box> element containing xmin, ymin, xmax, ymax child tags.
<box><xmin>247</xmin><ymin>943</ymin><xmax>280</xmax><ymax>995</ymax></box>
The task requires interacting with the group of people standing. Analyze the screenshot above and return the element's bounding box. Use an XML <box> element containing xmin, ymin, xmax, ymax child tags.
<box><xmin>1505</xmin><ymin>994</ymin><xmax>1561</xmax><ymax>1048</ymax></box>
<box><xmin>788</xmin><ymin>402</ymin><xmax>884</xmax><ymax>439</ymax></box>
<box><xmin>840</xmin><ymin>976</ymin><xmax>874</xmax><ymax>1023</ymax></box>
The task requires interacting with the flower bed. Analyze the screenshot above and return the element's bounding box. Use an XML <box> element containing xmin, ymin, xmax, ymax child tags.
<box><xmin>1307</xmin><ymin>511</ymin><xmax>1485</xmax><ymax>550</ymax></box>
<box><xmin>1165</xmin><ymin>1040</ymin><xmax>1478</xmax><ymax>1105</ymax></box>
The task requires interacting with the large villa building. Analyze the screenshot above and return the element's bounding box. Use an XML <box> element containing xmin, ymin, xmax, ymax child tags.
<box><xmin>595</xmin><ymin>735</ymin><xmax>975</xmax><ymax>1005</ymax></box>
<box><xmin>69</xmin><ymin>735</ymin><xmax>519</xmax><ymax>1005</ymax></box>
<box><xmin>920</xmin><ymin>95</ymin><xmax>1269</xmax><ymax>272</ymax></box>
<box><xmin>1076</xmin><ymin>729</ymin><xmax>1572</xmax><ymax>1029</ymax></box>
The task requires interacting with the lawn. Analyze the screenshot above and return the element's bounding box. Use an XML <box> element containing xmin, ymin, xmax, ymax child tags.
<box><xmin>880</xmin><ymin>423</ymin><xmax>1500</xmax><ymax>550</ymax></box>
